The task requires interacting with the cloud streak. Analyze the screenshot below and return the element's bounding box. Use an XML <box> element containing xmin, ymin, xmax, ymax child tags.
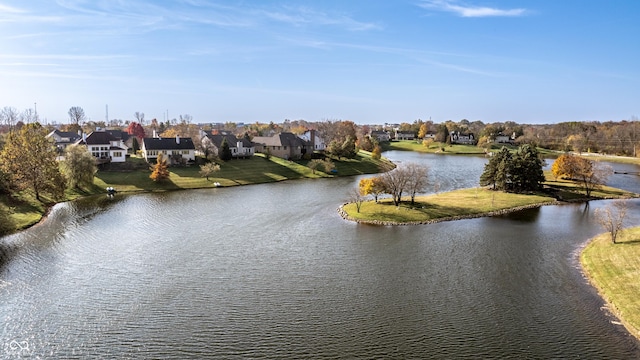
<box><xmin>419</xmin><ymin>0</ymin><xmax>527</xmax><ymax>17</ymax></box>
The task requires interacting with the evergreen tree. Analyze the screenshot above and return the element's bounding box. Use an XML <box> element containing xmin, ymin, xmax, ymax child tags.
<box><xmin>220</xmin><ymin>138</ymin><xmax>232</xmax><ymax>161</ymax></box>
<box><xmin>480</xmin><ymin>147</ymin><xmax>510</xmax><ymax>190</ymax></box>
<box><xmin>0</xmin><ymin>122</ymin><xmax>66</xmax><ymax>201</ymax></box>
<box><xmin>512</xmin><ymin>144</ymin><xmax>545</xmax><ymax>191</ymax></box>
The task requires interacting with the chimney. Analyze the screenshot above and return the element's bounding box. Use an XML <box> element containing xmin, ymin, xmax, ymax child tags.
<box><xmin>176</xmin><ymin>135</ymin><xmax>180</xmax><ymax>144</ymax></box>
<box><xmin>153</xmin><ymin>130</ymin><xmax>157</xmax><ymax>138</ymax></box>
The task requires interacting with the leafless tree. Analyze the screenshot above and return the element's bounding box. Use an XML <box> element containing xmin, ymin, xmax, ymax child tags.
<box><xmin>404</xmin><ymin>162</ymin><xmax>430</xmax><ymax>205</ymax></box>
<box><xmin>595</xmin><ymin>201</ymin><xmax>628</xmax><ymax>244</ymax></box>
<box><xmin>21</xmin><ymin>108</ymin><xmax>38</xmax><ymax>124</ymax></box>
<box><xmin>349</xmin><ymin>187</ymin><xmax>365</xmax><ymax>213</ymax></box>
<box><xmin>68</xmin><ymin>106</ymin><xmax>86</xmax><ymax>126</ymax></box>
<box><xmin>0</xmin><ymin>106</ymin><xmax>19</xmax><ymax>131</ymax></box>
<box><xmin>134</xmin><ymin>111</ymin><xmax>145</xmax><ymax>125</ymax></box>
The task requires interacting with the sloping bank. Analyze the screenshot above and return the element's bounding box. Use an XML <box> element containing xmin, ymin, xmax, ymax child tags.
<box><xmin>580</xmin><ymin>227</ymin><xmax>640</xmax><ymax>340</ymax></box>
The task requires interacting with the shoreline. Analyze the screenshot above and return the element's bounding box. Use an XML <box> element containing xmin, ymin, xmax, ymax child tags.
<box><xmin>338</xmin><ymin>201</ymin><xmax>559</xmax><ymax>226</ymax></box>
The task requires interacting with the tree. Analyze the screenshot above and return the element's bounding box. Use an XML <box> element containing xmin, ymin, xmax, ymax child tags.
<box><xmin>510</xmin><ymin>144</ymin><xmax>545</xmax><ymax>192</ymax></box>
<box><xmin>595</xmin><ymin>201</ymin><xmax>628</xmax><ymax>244</ymax></box>
<box><xmin>134</xmin><ymin>111</ymin><xmax>145</xmax><ymax>125</ymax></box>
<box><xmin>480</xmin><ymin>147</ymin><xmax>511</xmax><ymax>190</ymax></box>
<box><xmin>126</xmin><ymin>121</ymin><xmax>146</xmax><ymax>140</ymax></box>
<box><xmin>359</xmin><ymin>176</ymin><xmax>386</xmax><ymax>203</ymax></box>
<box><xmin>220</xmin><ymin>138</ymin><xmax>233</xmax><ymax>161</ymax></box>
<box><xmin>199</xmin><ymin>162</ymin><xmax>220</xmax><ymax>181</ymax></box>
<box><xmin>380</xmin><ymin>165</ymin><xmax>411</xmax><ymax>206</ymax></box>
<box><xmin>350</xmin><ymin>187</ymin><xmax>365</xmax><ymax>213</ymax></box>
<box><xmin>551</xmin><ymin>154</ymin><xmax>611</xmax><ymax>196</ymax></box>
<box><xmin>418</xmin><ymin>123</ymin><xmax>429</xmax><ymax>139</ymax></box>
<box><xmin>1</xmin><ymin>106</ymin><xmax>19</xmax><ymax>132</ymax></box>
<box><xmin>308</xmin><ymin>159</ymin><xmax>324</xmax><ymax>174</ymax></box>
<box><xmin>149</xmin><ymin>153</ymin><xmax>170</xmax><ymax>182</ymax></box>
<box><xmin>404</xmin><ymin>162</ymin><xmax>429</xmax><ymax>204</ymax></box>
<box><xmin>68</xmin><ymin>106</ymin><xmax>86</xmax><ymax>127</ymax></box>
<box><xmin>61</xmin><ymin>144</ymin><xmax>97</xmax><ymax>189</ymax></box>
<box><xmin>371</xmin><ymin>145</ymin><xmax>382</xmax><ymax>160</ymax></box>
<box><xmin>0</xmin><ymin>122</ymin><xmax>66</xmax><ymax>201</ymax></box>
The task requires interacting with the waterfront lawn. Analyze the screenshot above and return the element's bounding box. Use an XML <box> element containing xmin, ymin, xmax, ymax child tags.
<box><xmin>343</xmin><ymin>188</ymin><xmax>556</xmax><ymax>223</ymax></box>
<box><xmin>383</xmin><ymin>140</ymin><xmax>487</xmax><ymax>154</ymax></box>
<box><xmin>581</xmin><ymin>227</ymin><xmax>640</xmax><ymax>338</ymax></box>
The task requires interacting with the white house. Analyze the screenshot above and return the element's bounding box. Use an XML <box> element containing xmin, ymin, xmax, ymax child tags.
<box><xmin>298</xmin><ymin>130</ymin><xmax>326</xmax><ymax>152</ymax></box>
<box><xmin>75</xmin><ymin>130</ymin><xmax>128</xmax><ymax>163</ymax></box>
<box><xmin>141</xmin><ymin>136</ymin><xmax>196</xmax><ymax>165</ymax></box>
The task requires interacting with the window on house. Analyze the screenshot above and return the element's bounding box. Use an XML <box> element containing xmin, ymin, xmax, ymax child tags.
<box><xmin>113</xmin><ymin>152</ymin><xmax>122</xmax><ymax>157</ymax></box>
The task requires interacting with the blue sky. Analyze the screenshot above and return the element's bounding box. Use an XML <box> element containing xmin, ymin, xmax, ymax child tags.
<box><xmin>1</xmin><ymin>0</ymin><xmax>638</xmax><ymax>125</ymax></box>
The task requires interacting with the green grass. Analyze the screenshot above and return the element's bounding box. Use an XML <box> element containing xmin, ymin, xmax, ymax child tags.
<box><xmin>581</xmin><ymin>227</ymin><xmax>640</xmax><ymax>339</ymax></box>
<box><xmin>343</xmin><ymin>188</ymin><xmax>557</xmax><ymax>224</ymax></box>
<box><xmin>1</xmin><ymin>151</ymin><xmax>394</xmax><ymax>234</ymax></box>
<box><xmin>382</xmin><ymin>140</ymin><xmax>488</xmax><ymax>154</ymax></box>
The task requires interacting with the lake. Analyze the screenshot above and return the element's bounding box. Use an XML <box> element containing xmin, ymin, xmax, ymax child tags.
<box><xmin>1</xmin><ymin>151</ymin><xmax>640</xmax><ymax>358</ymax></box>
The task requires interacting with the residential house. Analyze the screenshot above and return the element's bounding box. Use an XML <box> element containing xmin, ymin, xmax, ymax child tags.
<box><xmin>201</xmin><ymin>132</ymin><xmax>254</xmax><ymax>159</ymax></box>
<box><xmin>423</xmin><ymin>131</ymin><xmax>437</xmax><ymax>140</ymax></box>
<box><xmin>494</xmin><ymin>132</ymin><xmax>514</xmax><ymax>144</ymax></box>
<box><xmin>370</xmin><ymin>130</ymin><xmax>391</xmax><ymax>142</ymax></box>
<box><xmin>297</xmin><ymin>130</ymin><xmax>326</xmax><ymax>152</ymax></box>
<box><xmin>46</xmin><ymin>129</ymin><xmax>81</xmax><ymax>154</ymax></box>
<box><xmin>75</xmin><ymin>130</ymin><xmax>128</xmax><ymax>163</ymax></box>
<box><xmin>450</xmin><ymin>131</ymin><xmax>476</xmax><ymax>145</ymax></box>
<box><xmin>141</xmin><ymin>136</ymin><xmax>196</xmax><ymax>165</ymax></box>
<box><xmin>252</xmin><ymin>132</ymin><xmax>311</xmax><ymax>160</ymax></box>
<box><xmin>104</xmin><ymin>129</ymin><xmax>134</xmax><ymax>152</ymax></box>
<box><xmin>395</xmin><ymin>130</ymin><xmax>416</xmax><ymax>141</ymax></box>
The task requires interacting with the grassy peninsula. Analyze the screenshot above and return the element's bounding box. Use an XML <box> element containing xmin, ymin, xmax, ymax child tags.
<box><xmin>0</xmin><ymin>151</ymin><xmax>393</xmax><ymax>234</ymax></box>
<box><xmin>581</xmin><ymin>227</ymin><xmax>640</xmax><ymax>339</ymax></box>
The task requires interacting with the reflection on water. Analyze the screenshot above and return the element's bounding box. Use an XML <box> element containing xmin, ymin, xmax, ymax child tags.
<box><xmin>1</xmin><ymin>152</ymin><xmax>639</xmax><ymax>358</ymax></box>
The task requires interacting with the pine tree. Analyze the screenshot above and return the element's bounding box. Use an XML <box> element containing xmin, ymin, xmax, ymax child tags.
<box><xmin>220</xmin><ymin>138</ymin><xmax>232</xmax><ymax>161</ymax></box>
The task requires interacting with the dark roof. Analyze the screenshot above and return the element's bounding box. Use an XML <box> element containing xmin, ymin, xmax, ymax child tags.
<box><xmin>47</xmin><ymin>129</ymin><xmax>81</xmax><ymax>143</ymax></box>
<box><xmin>205</xmin><ymin>133</ymin><xmax>252</xmax><ymax>148</ymax></box>
<box><xmin>143</xmin><ymin>137</ymin><xmax>195</xmax><ymax>150</ymax></box>
<box><xmin>252</xmin><ymin>132</ymin><xmax>310</xmax><ymax>147</ymax></box>
<box><xmin>105</xmin><ymin>129</ymin><xmax>130</xmax><ymax>142</ymax></box>
<box><xmin>77</xmin><ymin>131</ymin><xmax>117</xmax><ymax>145</ymax></box>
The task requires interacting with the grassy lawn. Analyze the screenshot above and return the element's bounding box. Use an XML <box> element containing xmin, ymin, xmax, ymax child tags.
<box><xmin>343</xmin><ymin>188</ymin><xmax>557</xmax><ymax>224</ymax></box>
<box><xmin>1</xmin><ymin>151</ymin><xmax>394</xmax><ymax>234</ymax></box>
<box><xmin>581</xmin><ymin>227</ymin><xmax>640</xmax><ymax>339</ymax></box>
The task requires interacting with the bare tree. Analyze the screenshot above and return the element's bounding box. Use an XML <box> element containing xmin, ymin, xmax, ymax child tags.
<box><xmin>350</xmin><ymin>187</ymin><xmax>365</xmax><ymax>213</ymax></box>
<box><xmin>405</xmin><ymin>162</ymin><xmax>429</xmax><ymax>205</ymax></box>
<box><xmin>21</xmin><ymin>108</ymin><xmax>37</xmax><ymax>124</ymax></box>
<box><xmin>134</xmin><ymin>111</ymin><xmax>145</xmax><ymax>125</ymax></box>
<box><xmin>0</xmin><ymin>106</ymin><xmax>19</xmax><ymax>132</ymax></box>
<box><xmin>68</xmin><ymin>106</ymin><xmax>86</xmax><ymax>127</ymax></box>
<box><xmin>595</xmin><ymin>201</ymin><xmax>628</xmax><ymax>244</ymax></box>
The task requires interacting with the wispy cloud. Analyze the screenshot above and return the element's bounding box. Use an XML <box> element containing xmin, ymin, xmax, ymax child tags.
<box><xmin>418</xmin><ymin>0</ymin><xmax>528</xmax><ymax>17</ymax></box>
<box><xmin>263</xmin><ymin>6</ymin><xmax>380</xmax><ymax>31</ymax></box>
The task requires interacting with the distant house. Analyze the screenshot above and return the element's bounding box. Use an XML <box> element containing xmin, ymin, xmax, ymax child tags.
<box><xmin>450</xmin><ymin>131</ymin><xmax>476</xmax><ymax>145</ymax></box>
<box><xmin>297</xmin><ymin>130</ymin><xmax>326</xmax><ymax>152</ymax></box>
<box><xmin>494</xmin><ymin>133</ymin><xmax>514</xmax><ymax>144</ymax></box>
<box><xmin>252</xmin><ymin>132</ymin><xmax>311</xmax><ymax>160</ymax></box>
<box><xmin>201</xmin><ymin>132</ymin><xmax>254</xmax><ymax>159</ymax></box>
<box><xmin>46</xmin><ymin>129</ymin><xmax>81</xmax><ymax>154</ymax></box>
<box><xmin>75</xmin><ymin>130</ymin><xmax>128</xmax><ymax>163</ymax></box>
<box><xmin>141</xmin><ymin>136</ymin><xmax>196</xmax><ymax>165</ymax></box>
<box><xmin>370</xmin><ymin>130</ymin><xmax>391</xmax><ymax>142</ymax></box>
<box><xmin>423</xmin><ymin>131</ymin><xmax>437</xmax><ymax>140</ymax></box>
<box><xmin>395</xmin><ymin>131</ymin><xmax>416</xmax><ymax>141</ymax></box>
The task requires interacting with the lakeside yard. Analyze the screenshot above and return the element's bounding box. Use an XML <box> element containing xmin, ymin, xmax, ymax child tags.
<box><xmin>0</xmin><ymin>151</ymin><xmax>393</xmax><ymax>234</ymax></box>
<box><xmin>581</xmin><ymin>227</ymin><xmax>640</xmax><ymax>339</ymax></box>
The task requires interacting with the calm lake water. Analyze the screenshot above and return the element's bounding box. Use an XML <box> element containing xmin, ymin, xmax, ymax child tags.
<box><xmin>2</xmin><ymin>151</ymin><xmax>640</xmax><ymax>358</ymax></box>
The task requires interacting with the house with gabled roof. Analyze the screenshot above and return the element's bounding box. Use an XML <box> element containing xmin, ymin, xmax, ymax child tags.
<box><xmin>252</xmin><ymin>132</ymin><xmax>311</xmax><ymax>160</ymax></box>
<box><xmin>141</xmin><ymin>135</ymin><xmax>196</xmax><ymax>165</ymax></box>
<box><xmin>450</xmin><ymin>131</ymin><xmax>476</xmax><ymax>145</ymax></box>
<box><xmin>47</xmin><ymin>129</ymin><xmax>82</xmax><ymax>154</ymax></box>
<box><xmin>297</xmin><ymin>130</ymin><xmax>326</xmax><ymax>152</ymax></box>
<box><xmin>370</xmin><ymin>130</ymin><xmax>391</xmax><ymax>142</ymax></box>
<box><xmin>75</xmin><ymin>130</ymin><xmax>128</xmax><ymax>163</ymax></box>
<box><xmin>395</xmin><ymin>130</ymin><xmax>416</xmax><ymax>140</ymax></box>
<box><xmin>201</xmin><ymin>132</ymin><xmax>254</xmax><ymax>159</ymax></box>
